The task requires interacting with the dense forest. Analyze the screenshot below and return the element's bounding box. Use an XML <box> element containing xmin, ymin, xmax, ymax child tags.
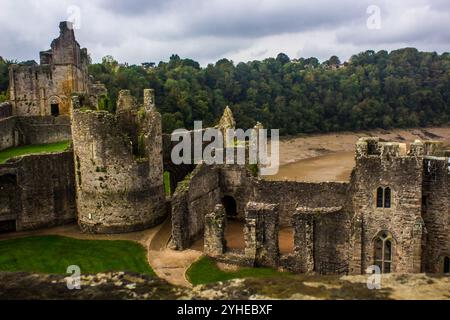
<box><xmin>2</xmin><ymin>48</ymin><xmax>450</xmax><ymax>135</ymax></box>
<box><xmin>0</xmin><ymin>57</ymin><xmax>9</xmax><ymax>103</ymax></box>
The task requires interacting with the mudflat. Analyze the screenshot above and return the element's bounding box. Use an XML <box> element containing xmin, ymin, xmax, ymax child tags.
<box><xmin>265</xmin><ymin>126</ymin><xmax>450</xmax><ymax>182</ymax></box>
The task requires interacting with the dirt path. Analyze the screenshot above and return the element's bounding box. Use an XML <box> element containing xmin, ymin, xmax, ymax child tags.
<box><xmin>147</xmin><ymin>216</ymin><xmax>202</xmax><ymax>287</ymax></box>
<box><xmin>0</xmin><ymin>221</ymin><xmax>200</xmax><ymax>288</ymax></box>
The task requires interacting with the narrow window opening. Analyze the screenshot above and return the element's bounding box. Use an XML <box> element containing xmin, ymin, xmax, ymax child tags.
<box><xmin>376</xmin><ymin>187</ymin><xmax>383</xmax><ymax>208</ymax></box>
<box><xmin>384</xmin><ymin>187</ymin><xmax>391</xmax><ymax>208</ymax></box>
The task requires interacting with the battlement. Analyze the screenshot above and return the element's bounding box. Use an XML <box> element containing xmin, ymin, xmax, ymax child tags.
<box><xmin>355</xmin><ymin>137</ymin><xmax>424</xmax><ymax>159</ymax></box>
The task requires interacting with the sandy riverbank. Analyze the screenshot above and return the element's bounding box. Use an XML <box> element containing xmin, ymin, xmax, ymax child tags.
<box><xmin>266</xmin><ymin>126</ymin><xmax>450</xmax><ymax>182</ymax></box>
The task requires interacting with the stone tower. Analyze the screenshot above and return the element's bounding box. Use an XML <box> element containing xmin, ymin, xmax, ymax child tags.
<box><xmin>8</xmin><ymin>21</ymin><xmax>105</xmax><ymax>117</ymax></box>
<box><xmin>71</xmin><ymin>89</ymin><xmax>166</xmax><ymax>233</ymax></box>
<box><xmin>349</xmin><ymin>138</ymin><xmax>425</xmax><ymax>274</ymax></box>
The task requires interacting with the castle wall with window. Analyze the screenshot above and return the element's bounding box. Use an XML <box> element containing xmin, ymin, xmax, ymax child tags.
<box><xmin>349</xmin><ymin>138</ymin><xmax>425</xmax><ymax>274</ymax></box>
<box><xmin>8</xmin><ymin>22</ymin><xmax>105</xmax><ymax>117</ymax></box>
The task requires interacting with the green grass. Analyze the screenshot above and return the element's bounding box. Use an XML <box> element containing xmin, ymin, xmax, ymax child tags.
<box><xmin>0</xmin><ymin>235</ymin><xmax>154</xmax><ymax>275</ymax></box>
<box><xmin>0</xmin><ymin>141</ymin><xmax>71</xmax><ymax>164</ymax></box>
<box><xmin>186</xmin><ymin>256</ymin><xmax>291</xmax><ymax>285</ymax></box>
<box><xmin>164</xmin><ymin>171</ymin><xmax>171</xmax><ymax>195</ymax></box>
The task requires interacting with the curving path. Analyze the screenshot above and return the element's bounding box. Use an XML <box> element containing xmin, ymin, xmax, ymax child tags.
<box><xmin>147</xmin><ymin>216</ymin><xmax>202</xmax><ymax>287</ymax></box>
<box><xmin>0</xmin><ymin>221</ymin><xmax>202</xmax><ymax>287</ymax></box>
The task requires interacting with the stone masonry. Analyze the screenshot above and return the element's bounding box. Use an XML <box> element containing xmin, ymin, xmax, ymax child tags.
<box><xmin>0</xmin><ymin>22</ymin><xmax>449</xmax><ymax>276</ymax></box>
<box><xmin>8</xmin><ymin>21</ymin><xmax>106</xmax><ymax>117</ymax></box>
<box><xmin>71</xmin><ymin>89</ymin><xmax>166</xmax><ymax>233</ymax></box>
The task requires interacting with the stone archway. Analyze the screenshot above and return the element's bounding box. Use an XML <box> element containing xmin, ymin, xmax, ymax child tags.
<box><xmin>48</xmin><ymin>95</ymin><xmax>62</xmax><ymax>117</ymax></box>
<box><xmin>222</xmin><ymin>195</ymin><xmax>245</xmax><ymax>251</ymax></box>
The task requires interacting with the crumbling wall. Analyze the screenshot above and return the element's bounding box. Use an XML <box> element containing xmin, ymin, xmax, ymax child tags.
<box><xmin>291</xmin><ymin>207</ymin><xmax>349</xmax><ymax>274</ymax></box>
<box><xmin>0</xmin><ymin>117</ymin><xmax>20</xmax><ymax>150</ymax></box>
<box><xmin>71</xmin><ymin>90</ymin><xmax>166</xmax><ymax>234</ymax></box>
<box><xmin>0</xmin><ymin>102</ymin><xmax>12</xmax><ymax>119</ymax></box>
<box><xmin>0</xmin><ymin>116</ymin><xmax>71</xmax><ymax>151</ymax></box>
<box><xmin>204</xmin><ymin>204</ymin><xmax>227</xmax><ymax>257</ymax></box>
<box><xmin>8</xmin><ymin>22</ymin><xmax>100</xmax><ymax>117</ymax></box>
<box><xmin>17</xmin><ymin>116</ymin><xmax>71</xmax><ymax>145</ymax></box>
<box><xmin>0</xmin><ymin>151</ymin><xmax>76</xmax><ymax>231</ymax></box>
<box><xmin>350</xmin><ymin>138</ymin><xmax>424</xmax><ymax>274</ymax></box>
<box><xmin>171</xmin><ymin>164</ymin><xmax>221</xmax><ymax>249</ymax></box>
<box><xmin>219</xmin><ymin>165</ymin><xmax>256</xmax><ymax>221</ymax></box>
<box><xmin>255</xmin><ymin>180</ymin><xmax>349</xmax><ymax>226</ymax></box>
<box><xmin>421</xmin><ymin>157</ymin><xmax>450</xmax><ymax>273</ymax></box>
<box><xmin>244</xmin><ymin>202</ymin><xmax>280</xmax><ymax>268</ymax></box>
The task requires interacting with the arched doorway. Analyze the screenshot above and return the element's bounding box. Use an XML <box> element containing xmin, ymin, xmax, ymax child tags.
<box><xmin>222</xmin><ymin>196</ymin><xmax>244</xmax><ymax>251</ymax></box>
<box><xmin>373</xmin><ymin>231</ymin><xmax>394</xmax><ymax>273</ymax></box>
<box><xmin>49</xmin><ymin>96</ymin><xmax>62</xmax><ymax>117</ymax></box>
<box><xmin>222</xmin><ymin>196</ymin><xmax>237</xmax><ymax>218</ymax></box>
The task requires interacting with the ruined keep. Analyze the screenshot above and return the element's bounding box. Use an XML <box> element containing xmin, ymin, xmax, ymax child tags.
<box><xmin>8</xmin><ymin>21</ymin><xmax>106</xmax><ymax>117</ymax></box>
<box><xmin>0</xmin><ymin>22</ymin><xmax>101</xmax><ymax>232</ymax></box>
<box><xmin>71</xmin><ymin>89</ymin><xmax>166</xmax><ymax>233</ymax></box>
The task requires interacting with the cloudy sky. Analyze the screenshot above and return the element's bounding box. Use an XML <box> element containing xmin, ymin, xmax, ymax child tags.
<box><xmin>0</xmin><ymin>0</ymin><xmax>449</xmax><ymax>66</ymax></box>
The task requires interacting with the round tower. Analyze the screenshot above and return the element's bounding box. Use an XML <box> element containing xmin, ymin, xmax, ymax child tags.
<box><xmin>71</xmin><ymin>90</ymin><xmax>166</xmax><ymax>233</ymax></box>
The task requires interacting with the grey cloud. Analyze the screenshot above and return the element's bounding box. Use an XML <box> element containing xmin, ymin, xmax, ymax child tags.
<box><xmin>97</xmin><ymin>0</ymin><xmax>175</xmax><ymax>16</ymax></box>
<box><xmin>0</xmin><ymin>0</ymin><xmax>448</xmax><ymax>66</ymax></box>
<box><xmin>181</xmin><ymin>1</ymin><xmax>372</xmax><ymax>38</ymax></box>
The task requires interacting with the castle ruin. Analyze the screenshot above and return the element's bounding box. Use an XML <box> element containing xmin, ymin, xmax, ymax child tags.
<box><xmin>7</xmin><ymin>21</ymin><xmax>106</xmax><ymax>118</ymax></box>
<box><xmin>0</xmin><ymin>22</ymin><xmax>449</xmax><ymax>275</ymax></box>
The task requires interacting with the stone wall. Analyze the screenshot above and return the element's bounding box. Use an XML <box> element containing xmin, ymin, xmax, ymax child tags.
<box><xmin>0</xmin><ymin>151</ymin><xmax>76</xmax><ymax>231</ymax></box>
<box><xmin>71</xmin><ymin>90</ymin><xmax>166</xmax><ymax>234</ymax></box>
<box><xmin>0</xmin><ymin>102</ymin><xmax>12</xmax><ymax>119</ymax></box>
<box><xmin>0</xmin><ymin>117</ymin><xmax>20</xmax><ymax>150</ymax></box>
<box><xmin>17</xmin><ymin>116</ymin><xmax>71</xmax><ymax>145</ymax></box>
<box><xmin>255</xmin><ymin>180</ymin><xmax>349</xmax><ymax>226</ymax></box>
<box><xmin>421</xmin><ymin>157</ymin><xmax>450</xmax><ymax>273</ymax></box>
<box><xmin>171</xmin><ymin>164</ymin><xmax>221</xmax><ymax>249</ymax></box>
<box><xmin>350</xmin><ymin>138</ymin><xmax>424</xmax><ymax>274</ymax></box>
<box><xmin>244</xmin><ymin>202</ymin><xmax>280</xmax><ymax>268</ymax></box>
<box><xmin>204</xmin><ymin>204</ymin><xmax>227</xmax><ymax>257</ymax></box>
<box><xmin>8</xmin><ymin>22</ymin><xmax>99</xmax><ymax>117</ymax></box>
<box><xmin>0</xmin><ymin>116</ymin><xmax>71</xmax><ymax>151</ymax></box>
<box><xmin>291</xmin><ymin>207</ymin><xmax>349</xmax><ymax>274</ymax></box>
<box><xmin>219</xmin><ymin>165</ymin><xmax>257</xmax><ymax>221</ymax></box>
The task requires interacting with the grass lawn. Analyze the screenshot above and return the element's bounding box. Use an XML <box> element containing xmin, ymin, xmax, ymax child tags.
<box><xmin>0</xmin><ymin>235</ymin><xmax>154</xmax><ymax>275</ymax></box>
<box><xmin>0</xmin><ymin>141</ymin><xmax>71</xmax><ymax>164</ymax></box>
<box><xmin>186</xmin><ymin>256</ymin><xmax>291</xmax><ymax>285</ymax></box>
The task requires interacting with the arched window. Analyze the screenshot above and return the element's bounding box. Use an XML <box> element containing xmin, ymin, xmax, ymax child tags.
<box><xmin>384</xmin><ymin>187</ymin><xmax>391</xmax><ymax>208</ymax></box>
<box><xmin>374</xmin><ymin>231</ymin><xmax>393</xmax><ymax>273</ymax></box>
<box><xmin>376</xmin><ymin>187</ymin><xmax>392</xmax><ymax>208</ymax></box>
<box><xmin>376</xmin><ymin>187</ymin><xmax>384</xmax><ymax>208</ymax></box>
<box><xmin>444</xmin><ymin>257</ymin><xmax>450</xmax><ymax>274</ymax></box>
